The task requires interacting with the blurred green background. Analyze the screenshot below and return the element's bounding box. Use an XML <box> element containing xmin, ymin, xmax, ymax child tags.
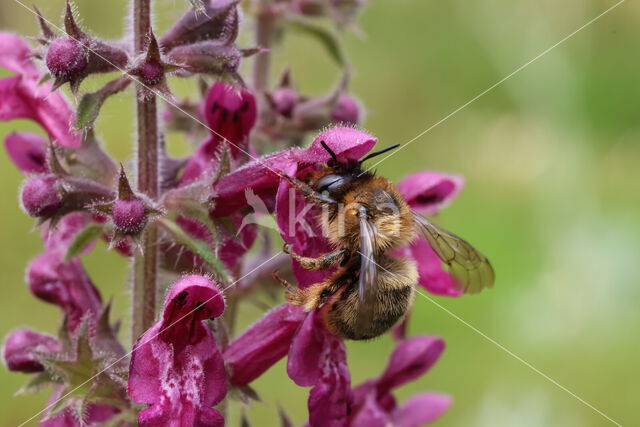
<box><xmin>1</xmin><ymin>0</ymin><xmax>639</xmax><ymax>425</ymax></box>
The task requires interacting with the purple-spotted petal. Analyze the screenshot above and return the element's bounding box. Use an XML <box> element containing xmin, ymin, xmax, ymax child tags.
<box><xmin>203</xmin><ymin>82</ymin><xmax>257</xmax><ymax>151</ymax></box>
<box><xmin>2</xmin><ymin>328</ymin><xmax>60</xmax><ymax>373</ymax></box>
<box><xmin>224</xmin><ymin>304</ymin><xmax>305</xmax><ymax>386</ymax></box>
<box><xmin>377</xmin><ymin>335</ymin><xmax>445</xmax><ymax>395</ymax></box>
<box><xmin>4</xmin><ymin>132</ymin><xmax>47</xmax><ymax>173</ymax></box>
<box><xmin>128</xmin><ymin>275</ymin><xmax>227</xmax><ymax>427</ymax></box>
<box><xmin>391</xmin><ymin>393</ymin><xmax>451</xmax><ymax>427</ymax></box>
<box><xmin>397</xmin><ymin>171</ymin><xmax>463</xmax><ymax>215</ymax></box>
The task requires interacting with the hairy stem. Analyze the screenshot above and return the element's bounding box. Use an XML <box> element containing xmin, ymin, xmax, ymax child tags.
<box><xmin>132</xmin><ymin>0</ymin><xmax>159</xmax><ymax>342</ymax></box>
<box><xmin>253</xmin><ymin>7</ymin><xmax>276</xmax><ymax>92</ymax></box>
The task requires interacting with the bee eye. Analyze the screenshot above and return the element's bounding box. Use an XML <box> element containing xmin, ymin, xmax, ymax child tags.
<box><xmin>316</xmin><ymin>174</ymin><xmax>351</xmax><ymax>194</ymax></box>
<box><xmin>320</xmin><ymin>289</ymin><xmax>331</xmax><ymax>299</ymax></box>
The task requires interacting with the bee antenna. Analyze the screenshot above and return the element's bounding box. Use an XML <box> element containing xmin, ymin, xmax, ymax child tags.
<box><xmin>359</xmin><ymin>144</ymin><xmax>401</xmax><ymax>163</ymax></box>
<box><xmin>320</xmin><ymin>140</ymin><xmax>338</xmax><ymax>163</ymax></box>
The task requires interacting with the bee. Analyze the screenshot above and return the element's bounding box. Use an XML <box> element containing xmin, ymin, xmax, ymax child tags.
<box><xmin>273</xmin><ymin>141</ymin><xmax>494</xmax><ymax>340</ymax></box>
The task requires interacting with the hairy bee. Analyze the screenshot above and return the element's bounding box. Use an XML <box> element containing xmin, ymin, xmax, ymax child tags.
<box><xmin>273</xmin><ymin>141</ymin><xmax>494</xmax><ymax>340</ymax></box>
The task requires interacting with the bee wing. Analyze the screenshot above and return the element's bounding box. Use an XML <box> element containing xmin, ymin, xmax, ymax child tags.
<box><xmin>356</xmin><ymin>208</ymin><xmax>378</xmax><ymax>328</ymax></box>
<box><xmin>413</xmin><ymin>211</ymin><xmax>494</xmax><ymax>294</ymax></box>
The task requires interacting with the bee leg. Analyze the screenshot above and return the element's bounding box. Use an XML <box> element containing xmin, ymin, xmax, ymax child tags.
<box><xmin>283</xmin><ymin>244</ymin><xmax>348</xmax><ymax>271</ymax></box>
<box><xmin>272</xmin><ymin>270</ymin><xmax>295</xmax><ymax>292</ymax></box>
<box><xmin>280</xmin><ymin>173</ymin><xmax>338</xmax><ymax>205</ymax></box>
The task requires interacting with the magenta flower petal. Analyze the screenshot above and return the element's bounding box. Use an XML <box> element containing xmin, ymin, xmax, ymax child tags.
<box><xmin>0</xmin><ymin>33</ymin><xmax>80</xmax><ymax>147</ymax></box>
<box><xmin>377</xmin><ymin>335</ymin><xmax>445</xmax><ymax>395</ymax></box>
<box><xmin>275</xmin><ymin>175</ymin><xmax>334</xmax><ymax>288</ymax></box>
<box><xmin>399</xmin><ymin>238</ymin><xmax>463</xmax><ymax>297</ymax></box>
<box><xmin>26</xmin><ymin>254</ymin><xmax>103</xmax><ymax>331</ymax></box>
<box><xmin>212</xmin><ymin>126</ymin><xmax>376</xmax><ymax>217</ymax></box>
<box><xmin>0</xmin><ymin>33</ymin><xmax>39</xmax><ymax>78</ymax></box>
<box><xmin>4</xmin><ymin>132</ymin><xmax>47</xmax><ymax>174</ymax></box>
<box><xmin>41</xmin><ymin>212</ymin><xmax>94</xmax><ymax>254</ymax></box>
<box><xmin>391</xmin><ymin>393</ymin><xmax>451</xmax><ymax>427</ymax></box>
<box><xmin>224</xmin><ymin>304</ymin><xmax>305</xmax><ymax>386</ymax></box>
<box><xmin>288</xmin><ymin>311</ymin><xmax>351</xmax><ymax>426</ymax></box>
<box><xmin>2</xmin><ymin>328</ymin><xmax>60</xmax><ymax>373</ymax></box>
<box><xmin>397</xmin><ymin>171</ymin><xmax>463</xmax><ymax>215</ymax></box>
<box><xmin>350</xmin><ymin>394</ymin><xmax>389</xmax><ymax>427</ymax></box>
<box><xmin>181</xmin><ymin>83</ymin><xmax>257</xmax><ymax>185</ymax></box>
<box><xmin>287</xmin><ymin>311</ymin><xmax>325</xmax><ymax>386</ymax></box>
<box><xmin>128</xmin><ymin>275</ymin><xmax>227</xmax><ymax>427</ymax></box>
<box><xmin>41</xmin><ymin>386</ymin><xmax>119</xmax><ymax>427</ymax></box>
<box><xmin>203</xmin><ymin>82</ymin><xmax>257</xmax><ymax>151</ymax></box>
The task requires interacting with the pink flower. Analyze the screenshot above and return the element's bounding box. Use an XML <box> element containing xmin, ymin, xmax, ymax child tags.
<box><xmin>2</xmin><ymin>328</ymin><xmax>60</xmax><ymax>373</ymax></box>
<box><xmin>224</xmin><ymin>303</ymin><xmax>306</xmax><ymax>386</ymax></box>
<box><xmin>41</xmin><ymin>212</ymin><xmax>95</xmax><ymax>254</ymax></box>
<box><xmin>128</xmin><ymin>275</ymin><xmax>227</xmax><ymax>427</ymax></box>
<box><xmin>349</xmin><ymin>336</ymin><xmax>451</xmax><ymax>426</ymax></box>
<box><xmin>181</xmin><ymin>82</ymin><xmax>257</xmax><ymax>185</ymax></box>
<box><xmin>397</xmin><ymin>171</ymin><xmax>463</xmax><ymax>216</ymax></box>
<box><xmin>0</xmin><ymin>33</ymin><xmax>80</xmax><ymax>147</ymax></box>
<box><xmin>26</xmin><ymin>253</ymin><xmax>103</xmax><ymax>332</ymax></box>
<box><xmin>287</xmin><ymin>310</ymin><xmax>351</xmax><ymax>426</ymax></box>
<box><xmin>4</xmin><ymin>132</ymin><xmax>48</xmax><ymax>174</ymax></box>
<box><xmin>41</xmin><ymin>387</ymin><xmax>119</xmax><ymax>427</ymax></box>
<box><xmin>211</xmin><ymin>126</ymin><xmax>376</xmax><ymax>217</ymax></box>
<box><xmin>392</xmin><ymin>171</ymin><xmax>465</xmax><ymax>296</ymax></box>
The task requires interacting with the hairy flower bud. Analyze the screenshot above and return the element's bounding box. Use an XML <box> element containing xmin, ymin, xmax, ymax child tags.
<box><xmin>331</xmin><ymin>94</ymin><xmax>361</xmax><ymax>125</ymax></box>
<box><xmin>112</xmin><ymin>199</ymin><xmax>148</xmax><ymax>235</ymax></box>
<box><xmin>137</xmin><ymin>61</ymin><xmax>164</xmax><ymax>86</ymax></box>
<box><xmin>2</xmin><ymin>329</ymin><xmax>60</xmax><ymax>373</ymax></box>
<box><xmin>271</xmin><ymin>87</ymin><xmax>299</xmax><ymax>118</ymax></box>
<box><xmin>45</xmin><ymin>37</ymin><xmax>87</xmax><ymax>80</ymax></box>
<box><xmin>21</xmin><ymin>176</ymin><xmax>62</xmax><ymax>218</ymax></box>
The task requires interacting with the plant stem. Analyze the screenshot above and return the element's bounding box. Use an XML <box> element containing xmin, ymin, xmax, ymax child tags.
<box><xmin>132</xmin><ymin>0</ymin><xmax>159</xmax><ymax>342</ymax></box>
<box><xmin>253</xmin><ymin>7</ymin><xmax>276</xmax><ymax>92</ymax></box>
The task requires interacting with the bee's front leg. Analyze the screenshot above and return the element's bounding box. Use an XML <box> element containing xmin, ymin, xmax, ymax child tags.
<box><xmin>279</xmin><ymin>173</ymin><xmax>338</xmax><ymax>205</ymax></box>
<box><xmin>283</xmin><ymin>244</ymin><xmax>348</xmax><ymax>271</ymax></box>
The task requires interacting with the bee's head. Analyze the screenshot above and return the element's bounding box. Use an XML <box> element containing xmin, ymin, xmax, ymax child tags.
<box><xmin>316</xmin><ymin>140</ymin><xmax>400</xmax><ymax>197</ymax></box>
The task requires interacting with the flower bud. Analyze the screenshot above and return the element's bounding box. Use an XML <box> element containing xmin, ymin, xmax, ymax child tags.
<box><xmin>26</xmin><ymin>253</ymin><xmax>103</xmax><ymax>331</ymax></box>
<box><xmin>331</xmin><ymin>94</ymin><xmax>361</xmax><ymax>125</ymax></box>
<box><xmin>270</xmin><ymin>87</ymin><xmax>299</xmax><ymax>118</ymax></box>
<box><xmin>45</xmin><ymin>37</ymin><xmax>88</xmax><ymax>80</ymax></box>
<box><xmin>3</xmin><ymin>329</ymin><xmax>60</xmax><ymax>373</ymax></box>
<box><xmin>21</xmin><ymin>176</ymin><xmax>62</xmax><ymax>218</ymax></box>
<box><xmin>138</xmin><ymin>61</ymin><xmax>164</xmax><ymax>86</ymax></box>
<box><xmin>112</xmin><ymin>198</ymin><xmax>148</xmax><ymax>235</ymax></box>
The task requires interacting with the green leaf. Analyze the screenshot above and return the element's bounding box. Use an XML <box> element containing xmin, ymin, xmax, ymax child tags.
<box><xmin>75</xmin><ymin>77</ymin><xmax>131</xmax><ymax>130</ymax></box>
<box><xmin>15</xmin><ymin>371</ymin><xmax>60</xmax><ymax>395</ymax></box>
<box><xmin>158</xmin><ymin>218</ymin><xmax>232</xmax><ymax>282</ymax></box>
<box><xmin>286</xmin><ymin>17</ymin><xmax>345</xmax><ymax>66</ymax></box>
<box><xmin>64</xmin><ymin>224</ymin><xmax>104</xmax><ymax>262</ymax></box>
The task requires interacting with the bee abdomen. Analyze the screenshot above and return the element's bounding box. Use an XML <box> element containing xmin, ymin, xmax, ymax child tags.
<box><xmin>328</xmin><ymin>283</ymin><xmax>415</xmax><ymax>341</ymax></box>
